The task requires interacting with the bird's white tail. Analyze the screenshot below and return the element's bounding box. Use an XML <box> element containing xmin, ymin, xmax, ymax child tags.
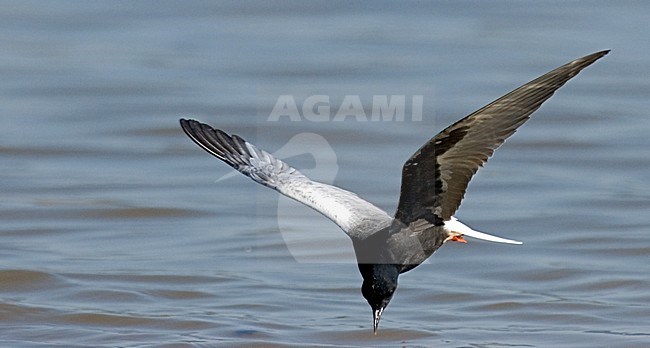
<box><xmin>445</xmin><ymin>217</ymin><xmax>522</xmax><ymax>245</ymax></box>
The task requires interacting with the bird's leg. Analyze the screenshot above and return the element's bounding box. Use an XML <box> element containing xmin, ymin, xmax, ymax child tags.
<box><xmin>451</xmin><ymin>235</ymin><xmax>467</xmax><ymax>243</ymax></box>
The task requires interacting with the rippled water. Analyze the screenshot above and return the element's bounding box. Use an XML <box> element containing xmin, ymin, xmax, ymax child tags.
<box><xmin>1</xmin><ymin>1</ymin><xmax>649</xmax><ymax>347</ymax></box>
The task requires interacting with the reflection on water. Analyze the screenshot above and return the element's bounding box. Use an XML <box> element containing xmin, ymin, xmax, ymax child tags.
<box><xmin>1</xmin><ymin>1</ymin><xmax>649</xmax><ymax>346</ymax></box>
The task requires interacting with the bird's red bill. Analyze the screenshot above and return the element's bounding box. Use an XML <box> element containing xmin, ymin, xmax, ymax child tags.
<box><xmin>451</xmin><ymin>235</ymin><xmax>467</xmax><ymax>243</ymax></box>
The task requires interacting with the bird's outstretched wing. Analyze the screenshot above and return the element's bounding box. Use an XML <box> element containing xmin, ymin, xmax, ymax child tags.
<box><xmin>180</xmin><ymin>119</ymin><xmax>392</xmax><ymax>240</ymax></box>
<box><xmin>395</xmin><ymin>50</ymin><xmax>609</xmax><ymax>227</ymax></box>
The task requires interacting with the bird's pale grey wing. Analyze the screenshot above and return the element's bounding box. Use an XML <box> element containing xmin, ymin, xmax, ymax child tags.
<box><xmin>395</xmin><ymin>50</ymin><xmax>609</xmax><ymax>226</ymax></box>
<box><xmin>180</xmin><ymin>119</ymin><xmax>392</xmax><ymax>239</ymax></box>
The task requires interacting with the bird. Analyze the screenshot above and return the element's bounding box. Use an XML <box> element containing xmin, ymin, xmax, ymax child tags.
<box><xmin>179</xmin><ymin>50</ymin><xmax>608</xmax><ymax>334</ymax></box>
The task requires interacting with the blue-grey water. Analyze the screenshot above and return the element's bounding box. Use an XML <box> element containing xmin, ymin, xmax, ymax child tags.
<box><xmin>1</xmin><ymin>1</ymin><xmax>649</xmax><ymax>347</ymax></box>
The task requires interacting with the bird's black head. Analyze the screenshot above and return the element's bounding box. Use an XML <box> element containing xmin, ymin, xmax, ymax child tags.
<box><xmin>360</xmin><ymin>264</ymin><xmax>399</xmax><ymax>334</ymax></box>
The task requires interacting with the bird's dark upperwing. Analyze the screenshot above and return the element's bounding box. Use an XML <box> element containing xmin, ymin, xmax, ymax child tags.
<box><xmin>180</xmin><ymin>119</ymin><xmax>392</xmax><ymax>240</ymax></box>
<box><xmin>394</xmin><ymin>50</ymin><xmax>609</xmax><ymax>227</ymax></box>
